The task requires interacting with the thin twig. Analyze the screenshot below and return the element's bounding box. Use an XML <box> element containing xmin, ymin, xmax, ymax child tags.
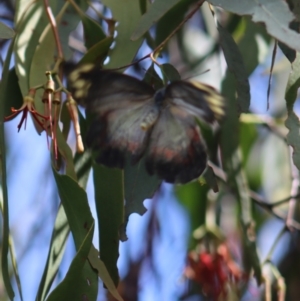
<box><xmin>240</xmin><ymin>113</ymin><xmax>287</xmax><ymax>142</ymax></box>
<box><xmin>249</xmin><ymin>190</ymin><xmax>300</xmax><ymax>209</ymax></box>
<box><xmin>262</xmin><ymin>225</ymin><xmax>286</xmax><ymax>264</ymax></box>
<box><xmin>208</xmin><ymin>161</ymin><xmax>300</xmax><ymax>231</ymax></box>
<box><xmin>152</xmin><ymin>0</ymin><xmax>205</xmax><ymax>54</ymax></box>
<box><xmin>286</xmin><ymin>148</ymin><xmax>300</xmax><ymax>230</ymax></box>
<box><xmin>111</xmin><ymin>0</ymin><xmax>205</xmax><ymax>71</ymax></box>
<box><xmin>43</xmin><ymin>0</ymin><xmax>63</xmax><ymax>59</ymax></box>
<box><xmin>267</xmin><ymin>41</ymin><xmax>277</xmax><ymax>110</ymax></box>
<box><xmin>264</xmin><ymin>274</ymin><xmax>272</xmax><ymax>301</ymax></box>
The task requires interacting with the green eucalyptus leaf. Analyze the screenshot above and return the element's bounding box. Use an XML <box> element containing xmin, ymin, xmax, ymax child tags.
<box><xmin>88</xmin><ymin>245</ymin><xmax>124</xmax><ymax>301</ymax></box>
<box><xmin>93</xmin><ymin>164</ymin><xmax>124</xmax><ymax>286</ymax></box>
<box><xmin>57</xmin><ymin>0</ymin><xmax>88</xmax><ymax>59</ymax></box>
<box><xmin>52</xmin><ymin>170</ymin><xmax>98</xmax><ymax>300</ymax></box>
<box><xmin>155</xmin><ymin>0</ymin><xmax>196</xmax><ymax>46</ymax></box>
<box><xmin>74</xmin><ymin>150</ymin><xmax>93</xmax><ymax>189</ymax></box>
<box><xmin>209</xmin><ymin>0</ymin><xmax>300</xmax><ymax>51</ymax></box>
<box><xmin>176</xmin><ymin>182</ymin><xmax>208</xmax><ymax>248</ymax></box>
<box><xmin>60</xmin><ymin>101</ymin><xmax>71</xmax><ymax>141</ymax></box>
<box><xmin>131</xmin><ymin>0</ymin><xmax>182</xmax><ymax>41</ymax></box>
<box><xmin>36</xmin><ymin>205</ymin><xmax>69</xmax><ymax>301</ymax></box>
<box><xmin>143</xmin><ymin>63</ymin><xmax>164</xmax><ymax>89</ymax></box>
<box><xmin>290</xmin><ymin>0</ymin><xmax>300</xmax><ymax>21</ymax></box>
<box><xmin>4</xmin><ymin>68</ymin><xmax>23</xmax><ymax>118</ymax></box>
<box><xmin>0</xmin><ymin>22</ymin><xmax>14</xmax><ymax>39</ymax></box>
<box><xmin>285</xmin><ymin>53</ymin><xmax>300</xmax><ymax>170</ymax></box>
<box><xmin>237</xmin><ymin>17</ymin><xmax>271</xmax><ymax>75</ymax></box>
<box><xmin>101</xmin><ymin>0</ymin><xmax>143</xmax><ymax>68</ymax></box>
<box><xmin>79</xmin><ymin>36</ymin><xmax>113</xmax><ymax>65</ymax></box>
<box><xmin>278</xmin><ymin>19</ymin><xmax>299</xmax><ymax>63</ymax></box>
<box><xmin>218</xmin><ymin>23</ymin><xmax>250</xmax><ymax>113</ymax></box>
<box><xmin>286</xmin><ymin>112</ymin><xmax>300</xmax><ymax>169</ymax></box>
<box><xmin>285</xmin><ymin>52</ymin><xmax>300</xmax><ymax>110</ymax></box>
<box><xmin>122</xmin><ymin>158</ymin><xmax>161</xmax><ymax>241</ymax></box>
<box><xmin>52</xmin><ymin>170</ymin><xmax>94</xmax><ymax>248</ymax></box>
<box><xmin>46</xmin><ymin>222</ymin><xmax>96</xmax><ymax>301</ymax></box>
<box><xmin>55</xmin><ymin>128</ymin><xmax>77</xmax><ymax>180</ymax></box>
<box><xmin>73</xmin><ymin>111</ymin><xmax>93</xmax><ymax>189</ymax></box>
<box><xmin>29</xmin><ymin>2</ymin><xmax>69</xmax><ymax>116</ymax></box>
<box><xmin>68</xmin><ymin>0</ymin><xmax>106</xmax><ymax>50</ymax></box>
<box><xmin>14</xmin><ymin>1</ymin><xmax>49</xmax><ymax>96</ymax></box>
<box><xmin>0</xmin><ymin>39</ymin><xmax>16</xmax><ymax>300</ymax></box>
<box><xmin>37</xmin><ymin>130</ymin><xmax>92</xmax><ymax>301</ymax></box>
<box><xmin>81</xmin><ymin>15</ymin><xmax>106</xmax><ymax>49</ymax></box>
<box><xmin>279</xmin><ymin>41</ymin><xmax>297</xmax><ymax>63</ymax></box>
<box><xmin>160</xmin><ymin>63</ymin><xmax>181</xmax><ymax>82</ymax></box>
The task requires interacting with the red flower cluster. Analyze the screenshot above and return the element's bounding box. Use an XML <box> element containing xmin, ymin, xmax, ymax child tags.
<box><xmin>184</xmin><ymin>243</ymin><xmax>244</xmax><ymax>301</ymax></box>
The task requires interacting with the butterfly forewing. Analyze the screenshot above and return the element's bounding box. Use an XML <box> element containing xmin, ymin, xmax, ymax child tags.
<box><xmin>70</xmin><ymin>64</ymin><xmax>155</xmax><ymax>107</ymax></box>
<box><xmin>87</xmin><ymin>101</ymin><xmax>160</xmax><ymax>168</ymax></box>
<box><xmin>165</xmin><ymin>81</ymin><xmax>224</xmax><ymax>124</ymax></box>
<box><xmin>70</xmin><ymin>65</ymin><xmax>158</xmax><ymax>168</ymax></box>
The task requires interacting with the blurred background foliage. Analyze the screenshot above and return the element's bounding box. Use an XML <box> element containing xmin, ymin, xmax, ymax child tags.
<box><xmin>0</xmin><ymin>0</ymin><xmax>300</xmax><ymax>301</ymax></box>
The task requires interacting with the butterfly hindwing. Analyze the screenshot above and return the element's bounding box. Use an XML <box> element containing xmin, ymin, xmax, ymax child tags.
<box><xmin>144</xmin><ymin>81</ymin><xmax>224</xmax><ymax>183</ymax></box>
<box><xmin>145</xmin><ymin>103</ymin><xmax>207</xmax><ymax>184</ymax></box>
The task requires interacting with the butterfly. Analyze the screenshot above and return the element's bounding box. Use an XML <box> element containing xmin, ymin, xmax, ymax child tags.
<box><xmin>69</xmin><ymin>64</ymin><xmax>224</xmax><ymax>184</ymax></box>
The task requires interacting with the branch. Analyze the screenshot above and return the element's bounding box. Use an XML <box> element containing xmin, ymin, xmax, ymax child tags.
<box><xmin>43</xmin><ymin>0</ymin><xmax>63</xmax><ymax>60</ymax></box>
<box><xmin>208</xmin><ymin>161</ymin><xmax>300</xmax><ymax>231</ymax></box>
<box><xmin>286</xmin><ymin>148</ymin><xmax>300</xmax><ymax>230</ymax></box>
<box><xmin>111</xmin><ymin>0</ymin><xmax>206</xmax><ymax>71</ymax></box>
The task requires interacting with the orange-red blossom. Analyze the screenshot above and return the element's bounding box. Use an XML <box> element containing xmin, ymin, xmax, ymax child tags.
<box><xmin>184</xmin><ymin>243</ymin><xmax>245</xmax><ymax>301</ymax></box>
<box><xmin>4</xmin><ymin>89</ymin><xmax>48</xmax><ymax>132</ymax></box>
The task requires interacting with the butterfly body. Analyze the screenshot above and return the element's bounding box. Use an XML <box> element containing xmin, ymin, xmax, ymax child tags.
<box><xmin>69</xmin><ymin>64</ymin><xmax>224</xmax><ymax>184</ymax></box>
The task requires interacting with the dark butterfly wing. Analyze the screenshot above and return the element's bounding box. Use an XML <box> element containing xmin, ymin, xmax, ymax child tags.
<box><xmin>164</xmin><ymin>81</ymin><xmax>224</xmax><ymax>123</ymax></box>
<box><xmin>69</xmin><ymin>64</ymin><xmax>155</xmax><ymax>106</ymax></box>
<box><xmin>145</xmin><ymin>105</ymin><xmax>207</xmax><ymax>184</ymax></box>
<box><xmin>69</xmin><ymin>65</ymin><xmax>157</xmax><ymax>168</ymax></box>
<box><xmin>145</xmin><ymin>81</ymin><xmax>224</xmax><ymax>184</ymax></box>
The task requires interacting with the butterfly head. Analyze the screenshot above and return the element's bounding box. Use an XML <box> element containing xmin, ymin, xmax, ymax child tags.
<box><xmin>154</xmin><ymin>88</ymin><xmax>166</xmax><ymax>106</ymax></box>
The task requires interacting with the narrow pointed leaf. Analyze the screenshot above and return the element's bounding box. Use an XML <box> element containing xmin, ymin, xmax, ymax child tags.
<box><xmin>93</xmin><ymin>164</ymin><xmax>124</xmax><ymax>285</ymax></box>
<box><xmin>46</xmin><ymin>223</ymin><xmax>95</xmax><ymax>301</ymax></box>
<box><xmin>79</xmin><ymin>37</ymin><xmax>113</xmax><ymax>65</ymax></box>
<box><xmin>88</xmin><ymin>245</ymin><xmax>124</xmax><ymax>301</ymax></box>
<box><xmin>285</xmin><ymin>52</ymin><xmax>300</xmax><ymax>170</ymax></box>
<box><xmin>36</xmin><ymin>205</ymin><xmax>70</xmax><ymax>301</ymax></box>
<box><xmin>122</xmin><ymin>159</ymin><xmax>161</xmax><ymax>241</ymax></box>
<box><xmin>0</xmin><ymin>40</ymin><xmax>16</xmax><ymax>300</ymax></box>
<box><xmin>4</xmin><ymin>68</ymin><xmax>23</xmax><ymax>118</ymax></box>
<box><xmin>101</xmin><ymin>0</ymin><xmax>143</xmax><ymax>68</ymax></box>
<box><xmin>160</xmin><ymin>63</ymin><xmax>181</xmax><ymax>82</ymax></box>
<box><xmin>52</xmin><ymin>170</ymin><xmax>98</xmax><ymax>300</ymax></box>
<box><xmin>131</xmin><ymin>0</ymin><xmax>182</xmax><ymax>40</ymax></box>
<box><xmin>218</xmin><ymin>23</ymin><xmax>250</xmax><ymax>113</ymax></box>
<box><xmin>0</xmin><ymin>22</ymin><xmax>14</xmax><ymax>39</ymax></box>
